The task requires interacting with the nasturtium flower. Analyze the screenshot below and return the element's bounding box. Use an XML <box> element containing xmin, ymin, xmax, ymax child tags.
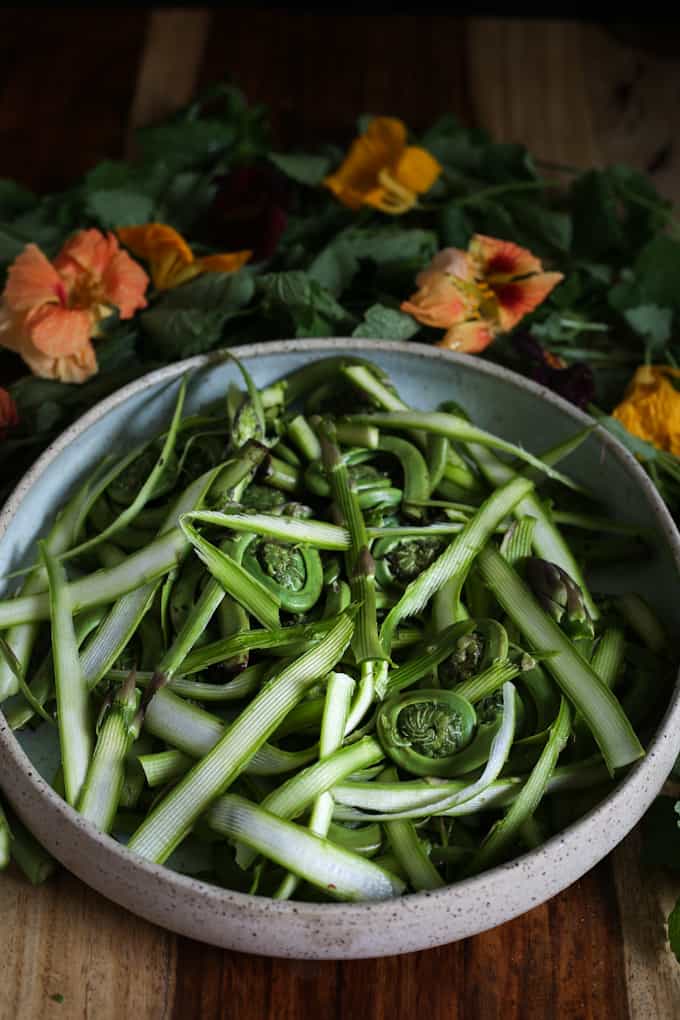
<box><xmin>324</xmin><ymin>117</ymin><xmax>442</xmax><ymax>214</ymax></box>
<box><xmin>401</xmin><ymin>235</ymin><xmax>563</xmax><ymax>353</ymax></box>
<box><xmin>116</xmin><ymin>224</ymin><xmax>251</xmax><ymax>291</ymax></box>
<box><xmin>0</xmin><ymin>387</ymin><xmax>18</xmax><ymax>439</ymax></box>
<box><xmin>0</xmin><ymin>230</ymin><xmax>149</xmax><ymax>383</ymax></box>
<box><xmin>512</xmin><ymin>333</ymin><xmax>595</xmax><ymax>409</ymax></box>
<box><xmin>613</xmin><ymin>365</ymin><xmax>680</xmax><ymax>456</ymax></box>
<box><xmin>206</xmin><ymin>164</ymin><xmax>290</xmax><ymax>262</ymax></box>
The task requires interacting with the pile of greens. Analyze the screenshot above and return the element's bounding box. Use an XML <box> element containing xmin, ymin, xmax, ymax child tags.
<box><xmin>1</xmin><ymin>86</ymin><xmax>679</xmax><ymax>511</ymax></box>
<box><xmin>0</xmin><ymin>355</ymin><xmax>674</xmax><ymax>917</ymax></box>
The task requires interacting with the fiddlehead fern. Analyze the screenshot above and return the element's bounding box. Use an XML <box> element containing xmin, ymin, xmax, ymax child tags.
<box><xmin>438</xmin><ymin>619</ymin><xmax>508</xmax><ymax>689</ymax></box>
<box><xmin>373</xmin><ymin>534</ymin><xmax>447</xmax><ymax>590</ymax></box>
<box><xmin>377</xmin><ymin>689</ymin><xmax>477</xmax><ymax>777</ymax></box>
<box><xmin>242</xmin><ymin>541</ymin><xmax>323</xmax><ymax>613</ymax></box>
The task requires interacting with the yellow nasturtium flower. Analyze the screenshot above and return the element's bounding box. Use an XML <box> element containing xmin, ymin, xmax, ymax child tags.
<box><xmin>116</xmin><ymin>224</ymin><xmax>251</xmax><ymax>291</ymax></box>
<box><xmin>612</xmin><ymin>365</ymin><xmax>680</xmax><ymax>456</ymax></box>
<box><xmin>324</xmin><ymin>117</ymin><xmax>442</xmax><ymax>214</ymax></box>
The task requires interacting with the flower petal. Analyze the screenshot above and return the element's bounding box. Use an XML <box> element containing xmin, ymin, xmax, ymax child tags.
<box><xmin>324</xmin><ymin>117</ymin><xmax>407</xmax><ymax>208</ymax></box>
<box><xmin>194</xmin><ymin>251</ymin><xmax>252</xmax><ymax>274</ymax></box>
<box><xmin>394</xmin><ymin>146</ymin><xmax>442</xmax><ymax>195</ymax></box>
<box><xmin>469</xmin><ymin>234</ymin><xmax>543</xmax><ymax>281</ymax></box>
<box><xmin>100</xmin><ymin>250</ymin><xmax>149</xmax><ymax>319</ymax></box>
<box><xmin>4</xmin><ymin>244</ymin><xmax>63</xmax><ymax>312</ymax></box>
<box><xmin>22</xmin><ymin>340</ymin><xmax>98</xmax><ymax>383</ymax></box>
<box><xmin>54</xmin><ymin>229</ymin><xmax>119</xmax><ymax>281</ymax></box>
<box><xmin>438</xmin><ymin>320</ymin><xmax>496</xmax><ymax>354</ymax></box>
<box><xmin>26</xmin><ymin>304</ymin><xmax>93</xmax><ymax>357</ymax></box>
<box><xmin>494</xmin><ymin>272</ymin><xmax>563</xmax><ymax>331</ymax></box>
<box><xmin>416</xmin><ymin>248</ymin><xmax>472</xmax><ymax>287</ymax></box>
<box><xmin>401</xmin><ymin>271</ymin><xmax>479</xmax><ymax>329</ymax></box>
<box><xmin>613</xmin><ymin>365</ymin><xmax>680</xmax><ymax>456</ymax></box>
<box><xmin>116</xmin><ymin>224</ymin><xmax>194</xmax><ymax>265</ymax></box>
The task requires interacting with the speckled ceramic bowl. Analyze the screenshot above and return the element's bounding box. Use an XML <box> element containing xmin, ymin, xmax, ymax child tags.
<box><xmin>1</xmin><ymin>339</ymin><xmax>679</xmax><ymax>959</ymax></box>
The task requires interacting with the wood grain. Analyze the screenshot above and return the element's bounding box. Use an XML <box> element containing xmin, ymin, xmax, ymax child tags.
<box><xmin>0</xmin><ymin>865</ymin><xmax>175</xmax><ymax>1020</ymax></box>
<box><xmin>126</xmin><ymin>8</ymin><xmax>213</xmax><ymax>152</ymax></box>
<box><xmin>0</xmin><ymin>11</ymin><xmax>679</xmax><ymax>1019</ymax></box>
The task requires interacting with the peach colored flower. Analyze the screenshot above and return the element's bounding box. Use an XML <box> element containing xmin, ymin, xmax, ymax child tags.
<box><xmin>0</xmin><ymin>387</ymin><xmax>18</xmax><ymax>439</ymax></box>
<box><xmin>0</xmin><ymin>230</ymin><xmax>149</xmax><ymax>382</ymax></box>
<box><xmin>324</xmin><ymin>117</ymin><xmax>442</xmax><ymax>214</ymax></box>
<box><xmin>401</xmin><ymin>234</ymin><xmax>563</xmax><ymax>353</ymax></box>
<box><xmin>116</xmin><ymin>223</ymin><xmax>251</xmax><ymax>291</ymax></box>
<box><xmin>613</xmin><ymin>365</ymin><xmax>680</xmax><ymax>456</ymax></box>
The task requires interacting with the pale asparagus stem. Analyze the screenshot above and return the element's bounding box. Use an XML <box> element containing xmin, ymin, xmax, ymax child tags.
<box><xmin>78</xmin><ymin>468</ymin><xmax>222</xmax><ymax>690</ymax></box>
<box><xmin>181</xmin><ymin>509</ymin><xmax>464</xmax><ymax>549</ymax></box>
<box><xmin>477</xmin><ymin>544</ymin><xmax>643</xmax><ymax>771</ymax></box>
<box><xmin>467</xmin><ymin>440</ymin><xmax>599</xmax><ymax>620</ymax></box>
<box><xmin>274</xmin><ymin>671</ymin><xmax>355</xmax><ymax>899</ymax></box>
<box><xmin>208</xmin><ymin>795</ymin><xmax>405</xmax><ymax>901</ymax></box>
<box><xmin>155</xmin><ymin>535</ymin><xmax>253</xmax><ymax>686</ymax></box>
<box><xmin>178</xmin><ymin>519</ymin><xmax>280</xmax><ymax>630</ymax></box>
<box><xmin>381</xmin><ymin>767</ymin><xmax>444</xmax><ymax>891</ymax></box>
<box><xmin>59</xmin><ymin>377</ymin><xmax>187</xmax><ymax>564</ymax></box>
<box><xmin>41</xmin><ymin>543</ymin><xmax>93</xmax><ymax>807</ymax></box>
<box><xmin>5</xmin><ymin>606</ymin><xmax>105</xmax><ymax>730</ymax></box>
<box><xmin>141</xmin><ymin>687</ymin><xmax>318</xmax><ymax>775</ymax></box>
<box><xmin>318</xmin><ymin>422</ymin><xmax>385</xmax><ymax>665</ymax></box>
<box><xmin>127</xmin><ymin>611</ymin><xmax>355</xmax><ymax>863</ymax></box>
<box><xmin>464</xmin><ymin>697</ymin><xmax>572</xmax><ymax>876</ymax></box>
<box><xmin>0</xmin><ymin>468</ymin><xmax>99</xmax><ymax>701</ymax></box>
<box><xmin>80</xmin><ymin>455</ymin><xmax>265</xmax><ymax>690</ymax></box>
<box><xmin>78</xmin><ymin>672</ymin><xmax>139</xmax><ymax>833</ymax></box>
<box><xmin>347</xmin><ymin>410</ymin><xmax>582</xmax><ymax>492</ymax></box>
<box><xmin>0</xmin><ymin>450</ymin><xmax>266</xmax><ymax>633</ymax></box>
<box><xmin>0</xmin><ymin>529</ymin><xmax>187</xmax><ymax>629</ymax></box>
<box><xmin>380</xmin><ymin>476</ymin><xmax>534</xmax><ymax>653</ymax></box>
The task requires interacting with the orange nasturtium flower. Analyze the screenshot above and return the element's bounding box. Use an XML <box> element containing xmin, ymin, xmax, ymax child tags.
<box><xmin>0</xmin><ymin>387</ymin><xmax>18</xmax><ymax>439</ymax></box>
<box><xmin>401</xmin><ymin>234</ymin><xmax>564</xmax><ymax>353</ymax></box>
<box><xmin>0</xmin><ymin>230</ymin><xmax>149</xmax><ymax>383</ymax></box>
<box><xmin>116</xmin><ymin>224</ymin><xmax>251</xmax><ymax>292</ymax></box>
<box><xmin>612</xmin><ymin>365</ymin><xmax>680</xmax><ymax>456</ymax></box>
<box><xmin>324</xmin><ymin>117</ymin><xmax>442</xmax><ymax>214</ymax></box>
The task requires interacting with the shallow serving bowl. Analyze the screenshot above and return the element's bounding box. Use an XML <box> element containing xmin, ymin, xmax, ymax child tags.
<box><xmin>1</xmin><ymin>338</ymin><xmax>679</xmax><ymax>959</ymax></box>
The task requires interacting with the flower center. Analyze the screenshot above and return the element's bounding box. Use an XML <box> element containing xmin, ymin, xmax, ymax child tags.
<box><xmin>67</xmin><ymin>271</ymin><xmax>107</xmax><ymax>311</ymax></box>
<box><xmin>375</xmin><ymin>169</ymin><xmax>418</xmax><ymax>214</ymax></box>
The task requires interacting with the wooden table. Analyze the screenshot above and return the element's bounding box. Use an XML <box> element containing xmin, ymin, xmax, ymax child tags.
<box><xmin>1</xmin><ymin>11</ymin><xmax>679</xmax><ymax>1018</ymax></box>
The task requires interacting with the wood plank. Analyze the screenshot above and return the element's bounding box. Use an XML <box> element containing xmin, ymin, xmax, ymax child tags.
<box><xmin>466</xmin><ymin>19</ymin><xmax>680</xmax><ymax>203</ymax></box>
<box><xmin>126</xmin><ymin>8</ymin><xmax>213</xmax><ymax>145</ymax></box>
<box><xmin>613</xmin><ymin>828</ymin><xmax>680</xmax><ymax>1019</ymax></box>
<box><xmin>0</xmin><ymin>865</ymin><xmax>175</xmax><ymax>1020</ymax></box>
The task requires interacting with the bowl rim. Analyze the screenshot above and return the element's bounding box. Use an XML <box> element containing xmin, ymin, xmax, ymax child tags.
<box><xmin>1</xmin><ymin>336</ymin><xmax>679</xmax><ymax>956</ymax></box>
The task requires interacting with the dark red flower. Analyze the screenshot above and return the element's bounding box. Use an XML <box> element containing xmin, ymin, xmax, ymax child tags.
<box><xmin>512</xmin><ymin>333</ymin><xmax>595</xmax><ymax>410</ymax></box>
<box><xmin>0</xmin><ymin>387</ymin><xmax>19</xmax><ymax>439</ymax></box>
<box><xmin>205</xmin><ymin>164</ymin><xmax>290</xmax><ymax>262</ymax></box>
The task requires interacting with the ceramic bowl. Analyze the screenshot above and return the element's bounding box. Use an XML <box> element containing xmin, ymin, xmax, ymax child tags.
<box><xmin>1</xmin><ymin>338</ymin><xmax>679</xmax><ymax>959</ymax></box>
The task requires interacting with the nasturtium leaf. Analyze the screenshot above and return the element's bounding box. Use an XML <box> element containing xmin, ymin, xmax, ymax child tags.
<box><xmin>623</xmin><ymin>304</ymin><xmax>673</xmax><ymax>346</ymax></box>
<box><xmin>268</xmin><ymin>153</ymin><xmax>332</xmax><ymax>186</ymax></box>
<box><xmin>0</xmin><ymin>179</ymin><xmax>36</xmax><ymax>219</ymax></box>
<box><xmin>86</xmin><ymin>190</ymin><xmax>156</xmax><ymax>229</ymax></box>
<box><xmin>571</xmin><ymin>170</ymin><xmax>627</xmax><ymax>260</ymax></box>
<box><xmin>352</xmin><ymin>303</ymin><xmax>421</xmax><ymax>341</ymax></box>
